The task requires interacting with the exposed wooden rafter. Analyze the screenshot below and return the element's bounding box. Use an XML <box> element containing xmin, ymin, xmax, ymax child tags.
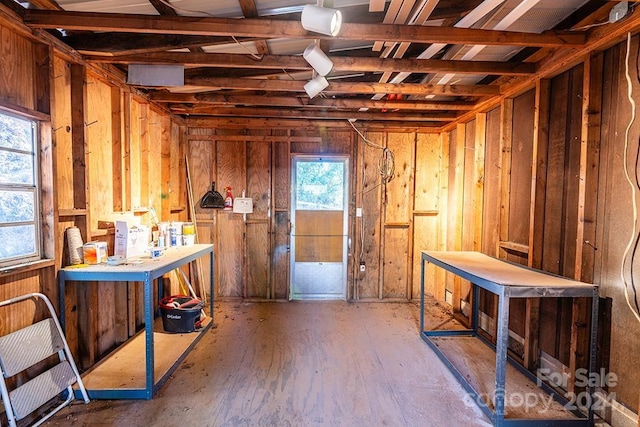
<box><xmin>84</xmin><ymin>51</ymin><xmax>536</xmax><ymax>76</ymax></box>
<box><xmin>177</xmin><ymin>77</ymin><xmax>501</xmax><ymax>97</ymax></box>
<box><xmin>23</xmin><ymin>9</ymin><xmax>586</xmax><ymax>48</ymax></box>
<box><xmin>148</xmin><ymin>92</ymin><xmax>476</xmax><ymax>111</ymax></box>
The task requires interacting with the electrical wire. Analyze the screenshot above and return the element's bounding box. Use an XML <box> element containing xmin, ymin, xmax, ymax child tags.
<box><xmin>156</xmin><ymin>0</ymin><xmax>264</xmax><ymax>61</ymax></box>
<box><xmin>348</xmin><ymin>120</ymin><xmax>396</xmax><ymax>184</ymax></box>
<box><xmin>621</xmin><ymin>32</ymin><xmax>640</xmax><ymax>323</ymax></box>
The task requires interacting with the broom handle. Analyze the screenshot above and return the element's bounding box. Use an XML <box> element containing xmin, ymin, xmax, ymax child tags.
<box><xmin>185</xmin><ymin>156</ymin><xmax>208</xmax><ymax>304</ymax></box>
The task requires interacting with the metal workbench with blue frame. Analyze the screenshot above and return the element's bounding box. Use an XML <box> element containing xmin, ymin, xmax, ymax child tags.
<box><xmin>58</xmin><ymin>243</ymin><xmax>214</xmax><ymax>400</ymax></box>
<box><xmin>419</xmin><ymin>250</ymin><xmax>599</xmax><ymax>427</ymax></box>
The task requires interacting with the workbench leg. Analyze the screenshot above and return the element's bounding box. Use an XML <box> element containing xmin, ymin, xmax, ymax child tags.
<box><xmin>494</xmin><ymin>292</ymin><xmax>510</xmax><ymax>427</ymax></box>
<box><xmin>144</xmin><ymin>276</ymin><xmax>154</xmax><ymax>399</ymax></box>
<box><xmin>588</xmin><ymin>292</ymin><xmax>599</xmax><ymax>425</ymax></box>
<box><xmin>420</xmin><ymin>255</ymin><xmax>426</xmax><ymax>333</ymax></box>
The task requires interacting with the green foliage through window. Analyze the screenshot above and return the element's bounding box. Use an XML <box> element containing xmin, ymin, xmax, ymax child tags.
<box><xmin>296</xmin><ymin>161</ymin><xmax>344</xmax><ymax>210</ymax></box>
<box><xmin>0</xmin><ymin>111</ymin><xmax>40</xmax><ymax>265</ymax></box>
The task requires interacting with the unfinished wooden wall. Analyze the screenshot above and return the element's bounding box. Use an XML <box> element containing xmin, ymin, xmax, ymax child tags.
<box><xmin>0</xmin><ymin>22</ymin><xmax>55</xmax><ymax>340</ymax></box>
<box><xmin>184</xmin><ymin>126</ymin><xmax>444</xmax><ymax>302</ymax></box>
<box><xmin>436</xmin><ymin>37</ymin><xmax>639</xmax><ymax>422</ymax></box>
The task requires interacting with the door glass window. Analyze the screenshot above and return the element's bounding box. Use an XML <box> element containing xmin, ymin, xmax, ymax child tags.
<box><xmin>295</xmin><ymin>161</ymin><xmax>344</xmax><ymax>210</ymax></box>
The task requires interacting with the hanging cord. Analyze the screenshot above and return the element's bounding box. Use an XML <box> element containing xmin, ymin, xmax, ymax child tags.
<box><xmin>348</xmin><ymin>120</ymin><xmax>395</xmax><ymax>186</ymax></box>
<box><xmin>621</xmin><ymin>32</ymin><xmax>640</xmax><ymax>323</ymax></box>
<box><xmin>156</xmin><ymin>0</ymin><xmax>264</xmax><ymax>61</ymax></box>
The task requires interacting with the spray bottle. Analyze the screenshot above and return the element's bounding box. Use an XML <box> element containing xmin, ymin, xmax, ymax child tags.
<box><xmin>224</xmin><ymin>186</ymin><xmax>234</xmax><ymax>210</ymax></box>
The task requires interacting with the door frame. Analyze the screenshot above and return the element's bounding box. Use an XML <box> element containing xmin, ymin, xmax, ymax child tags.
<box><xmin>289</xmin><ymin>155</ymin><xmax>349</xmax><ymax>300</ymax></box>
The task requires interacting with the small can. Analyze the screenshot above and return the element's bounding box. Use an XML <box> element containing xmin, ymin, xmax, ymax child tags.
<box><xmin>183</xmin><ymin>222</ymin><xmax>195</xmax><ymax>236</ymax></box>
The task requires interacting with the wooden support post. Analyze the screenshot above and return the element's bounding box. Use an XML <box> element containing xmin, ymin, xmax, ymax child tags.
<box><xmin>498</xmin><ymin>98</ymin><xmax>513</xmax><ymax>260</ymax></box>
<box><xmin>569</xmin><ymin>52</ymin><xmax>604</xmax><ymax>393</ymax></box>
<box><xmin>529</xmin><ymin>79</ymin><xmax>551</xmax><ymax>270</ymax></box>
<box><xmin>111</xmin><ymin>86</ymin><xmax>123</xmax><ymax>211</ymax></box>
<box><xmin>435</xmin><ymin>132</ymin><xmax>449</xmax><ymax>303</ymax></box>
<box><xmin>123</xmin><ymin>93</ymin><xmax>132</xmax><ymax>212</ymax></box>
<box><xmin>70</xmin><ymin>63</ymin><xmax>96</xmax><ymax>368</ymax></box>
<box><xmin>451</xmin><ymin>124</ymin><xmax>465</xmax><ymax>313</ymax></box>
<box><xmin>473</xmin><ymin>113</ymin><xmax>486</xmax><ymax>253</ymax></box>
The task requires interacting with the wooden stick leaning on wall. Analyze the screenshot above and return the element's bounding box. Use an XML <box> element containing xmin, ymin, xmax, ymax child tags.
<box><xmin>186</xmin><ymin>156</ymin><xmax>208</xmax><ymax>304</ymax></box>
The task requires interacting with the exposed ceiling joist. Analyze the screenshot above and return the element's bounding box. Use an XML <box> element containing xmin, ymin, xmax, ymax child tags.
<box><xmin>186</xmin><ymin>117</ymin><xmax>442</xmax><ymax>130</ymax></box>
<box><xmin>177</xmin><ymin>77</ymin><xmax>501</xmax><ymax>97</ymax></box>
<box><xmin>172</xmin><ymin>105</ymin><xmax>457</xmax><ymax>122</ymax></box>
<box><xmin>85</xmin><ymin>52</ymin><xmax>535</xmax><ymax>76</ymax></box>
<box><xmin>23</xmin><ymin>9</ymin><xmax>586</xmax><ymax>48</ymax></box>
<box><xmin>148</xmin><ymin>92</ymin><xmax>476</xmax><ymax>111</ymax></box>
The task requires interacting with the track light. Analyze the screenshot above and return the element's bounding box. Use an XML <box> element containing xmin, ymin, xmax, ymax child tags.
<box><xmin>301</xmin><ymin>4</ymin><xmax>343</xmax><ymax>37</ymax></box>
<box><xmin>303</xmin><ymin>43</ymin><xmax>333</xmax><ymax>76</ymax></box>
<box><xmin>304</xmin><ymin>76</ymin><xmax>329</xmax><ymax>99</ymax></box>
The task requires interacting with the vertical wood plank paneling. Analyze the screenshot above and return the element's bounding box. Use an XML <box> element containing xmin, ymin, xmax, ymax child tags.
<box><xmin>462</xmin><ymin>119</ymin><xmax>476</xmax><ymax>254</ymax></box>
<box><xmin>413</xmin><ymin>133</ymin><xmax>440</xmax><ymax>299</ymax></box>
<box><xmin>272</xmin><ymin>140</ymin><xmax>289</xmax><ymax>299</ymax></box>
<box><xmin>473</xmin><ymin>114</ymin><xmax>486</xmax><ymax>253</ymax></box>
<box><xmin>216</xmin><ymin>140</ymin><xmax>245</xmax><ymax>297</ymax></box>
<box><xmin>448</xmin><ymin>125</ymin><xmax>465</xmax><ymax>312</ymax></box>
<box><xmin>435</xmin><ymin>132</ymin><xmax>449</xmax><ymax>303</ymax></box>
<box><xmin>383</xmin><ymin>132</ymin><xmax>413</xmax><ymax>299</ymax></box>
<box><xmin>188</xmin><ymin>132</ymin><xmax>215</xmax><ymax>296</ymax></box>
<box><xmin>86</xmin><ymin>73</ymin><xmax>113</xmax><ymax>227</ymax></box>
<box><xmin>111</xmin><ymin>86</ymin><xmax>122</xmax><ymax>212</ymax></box>
<box><xmin>0</xmin><ymin>25</ymin><xmax>35</xmax><ymax>110</ymax></box>
<box><xmin>498</xmin><ymin>99</ymin><xmax>514</xmax><ymax>258</ymax></box>
<box><xmin>482</xmin><ymin>108</ymin><xmax>501</xmax><ymax>256</ymax></box>
<box><xmin>530</xmin><ymin>80</ymin><xmax>551</xmax><ymax>270</ymax></box>
<box><xmin>384</xmin><ymin>133</ymin><xmax>413</xmax><ymax>224</ymax></box>
<box><xmin>246</xmin><ymin>141</ymin><xmax>271</xmax><ymax>298</ymax></box>
<box><xmin>357</xmin><ymin>131</ymin><xmax>383</xmax><ymax>299</ymax></box>
<box><xmin>562</xmin><ymin>65</ymin><xmax>585</xmax><ymax>281</ymax></box>
<box><xmin>147</xmin><ymin>109</ymin><xmax>163</xmax><ymax>216</ymax></box>
<box><xmin>53</xmin><ymin>56</ymin><xmax>73</xmax><ymax>210</ymax></box>
<box><xmin>123</xmin><ymin>93</ymin><xmax>132</xmax><ymax>212</ymax></box>
<box><xmin>139</xmin><ymin>103</ymin><xmax>150</xmax><ymax>209</ymax></box>
<box><xmin>382</xmin><ymin>227</ymin><xmax>409</xmax><ymax>299</ymax></box>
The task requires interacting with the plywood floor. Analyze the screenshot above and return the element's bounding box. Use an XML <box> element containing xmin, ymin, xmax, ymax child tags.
<box><xmin>48</xmin><ymin>302</ymin><xmax>493</xmax><ymax>426</ymax></box>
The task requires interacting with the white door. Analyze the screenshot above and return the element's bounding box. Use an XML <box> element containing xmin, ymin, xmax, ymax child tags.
<box><xmin>290</xmin><ymin>156</ymin><xmax>348</xmax><ymax>300</ymax></box>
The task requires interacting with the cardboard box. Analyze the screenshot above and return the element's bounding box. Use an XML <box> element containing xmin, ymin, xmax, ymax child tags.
<box><xmin>114</xmin><ymin>221</ymin><xmax>149</xmax><ymax>258</ymax></box>
<box><xmin>83</xmin><ymin>241</ymin><xmax>108</xmax><ymax>264</ymax></box>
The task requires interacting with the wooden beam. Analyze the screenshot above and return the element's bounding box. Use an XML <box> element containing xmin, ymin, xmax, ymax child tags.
<box><xmin>84</xmin><ymin>52</ymin><xmax>536</xmax><ymax>76</ymax></box>
<box><xmin>171</xmin><ymin>105</ymin><xmax>456</xmax><ymax>122</ymax></box>
<box><xmin>451</xmin><ymin>123</ymin><xmax>466</xmax><ymax>314</ymax></box>
<box><xmin>149</xmin><ymin>92</ymin><xmax>476</xmax><ymax>110</ymax></box>
<box><xmin>238</xmin><ymin>0</ymin><xmax>270</xmax><ymax>55</ymax></box>
<box><xmin>186</xmin><ymin>117</ymin><xmax>442</xmax><ymax>130</ymax></box>
<box><xmin>498</xmin><ymin>98</ymin><xmax>513</xmax><ymax>259</ymax></box>
<box><xmin>180</xmin><ymin>77</ymin><xmax>501</xmax><ymax>97</ymax></box>
<box><xmin>24</xmin><ymin>0</ymin><xmax>62</xmax><ymax>10</ymax></box>
<box><xmin>529</xmin><ymin>79</ymin><xmax>551</xmax><ymax>270</ymax></box>
<box><xmin>64</xmin><ymin>34</ymin><xmax>256</xmax><ymax>56</ymax></box>
<box><xmin>23</xmin><ymin>9</ymin><xmax>586</xmax><ymax>48</ymax></box>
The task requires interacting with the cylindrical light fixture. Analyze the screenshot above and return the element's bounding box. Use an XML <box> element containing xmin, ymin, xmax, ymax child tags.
<box><xmin>301</xmin><ymin>4</ymin><xmax>343</xmax><ymax>37</ymax></box>
<box><xmin>304</xmin><ymin>75</ymin><xmax>329</xmax><ymax>99</ymax></box>
<box><xmin>303</xmin><ymin>43</ymin><xmax>333</xmax><ymax>76</ymax></box>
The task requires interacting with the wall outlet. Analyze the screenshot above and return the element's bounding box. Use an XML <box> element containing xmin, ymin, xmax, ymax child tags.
<box><xmin>359</xmin><ymin>262</ymin><xmax>365</xmax><ymax>272</ymax></box>
<box><xmin>356</xmin><ymin>207</ymin><xmax>362</xmax><ymax>217</ymax></box>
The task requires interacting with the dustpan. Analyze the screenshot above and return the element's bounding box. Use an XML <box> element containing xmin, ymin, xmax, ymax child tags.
<box><xmin>200</xmin><ymin>182</ymin><xmax>225</xmax><ymax>209</ymax></box>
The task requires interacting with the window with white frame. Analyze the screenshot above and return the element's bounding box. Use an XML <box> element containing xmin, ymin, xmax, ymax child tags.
<box><xmin>0</xmin><ymin>110</ymin><xmax>40</xmax><ymax>266</ymax></box>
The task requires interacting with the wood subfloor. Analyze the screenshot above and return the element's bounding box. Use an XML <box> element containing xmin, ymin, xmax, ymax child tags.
<box><xmin>48</xmin><ymin>302</ymin><xmax>493</xmax><ymax>426</ymax></box>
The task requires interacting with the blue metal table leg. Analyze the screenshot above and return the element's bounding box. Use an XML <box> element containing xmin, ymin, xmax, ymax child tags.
<box><xmin>494</xmin><ymin>290</ymin><xmax>510</xmax><ymax>427</ymax></box>
<box><xmin>588</xmin><ymin>291</ymin><xmax>599</xmax><ymax>425</ymax></box>
<box><xmin>209</xmin><ymin>251</ymin><xmax>214</xmax><ymax>319</ymax></box>
<box><xmin>58</xmin><ymin>272</ymin><xmax>66</xmax><ymax>332</ymax></box>
<box><xmin>420</xmin><ymin>254</ymin><xmax>426</xmax><ymax>333</ymax></box>
<box><xmin>144</xmin><ymin>273</ymin><xmax>154</xmax><ymax>399</ymax></box>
